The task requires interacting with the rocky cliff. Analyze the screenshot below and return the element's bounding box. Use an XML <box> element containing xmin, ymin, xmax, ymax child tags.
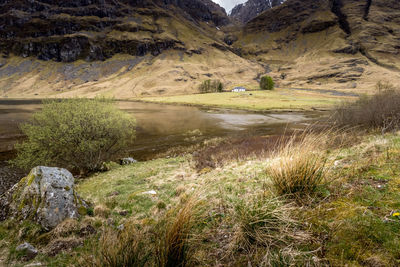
<box><xmin>0</xmin><ymin>0</ymin><xmax>264</xmax><ymax>98</ymax></box>
<box><xmin>0</xmin><ymin>0</ymin><xmax>399</xmax><ymax>97</ymax></box>
<box><xmin>0</xmin><ymin>0</ymin><xmax>230</xmax><ymax>62</ymax></box>
<box><xmin>230</xmin><ymin>0</ymin><xmax>285</xmax><ymax>23</ymax></box>
<box><xmin>234</xmin><ymin>0</ymin><xmax>400</xmax><ymax>90</ymax></box>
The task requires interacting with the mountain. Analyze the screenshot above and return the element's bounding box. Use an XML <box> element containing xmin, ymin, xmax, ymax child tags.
<box><xmin>0</xmin><ymin>0</ymin><xmax>264</xmax><ymax>98</ymax></box>
<box><xmin>230</xmin><ymin>0</ymin><xmax>285</xmax><ymax>23</ymax></box>
<box><xmin>233</xmin><ymin>0</ymin><xmax>400</xmax><ymax>90</ymax></box>
<box><xmin>0</xmin><ymin>0</ymin><xmax>399</xmax><ymax>98</ymax></box>
<box><xmin>0</xmin><ymin>0</ymin><xmax>230</xmax><ymax>62</ymax></box>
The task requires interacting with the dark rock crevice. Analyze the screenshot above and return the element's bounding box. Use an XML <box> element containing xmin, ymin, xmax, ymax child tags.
<box><xmin>330</xmin><ymin>0</ymin><xmax>351</xmax><ymax>34</ymax></box>
<box><xmin>359</xmin><ymin>45</ymin><xmax>399</xmax><ymax>71</ymax></box>
<box><xmin>363</xmin><ymin>0</ymin><xmax>372</xmax><ymax>21</ymax></box>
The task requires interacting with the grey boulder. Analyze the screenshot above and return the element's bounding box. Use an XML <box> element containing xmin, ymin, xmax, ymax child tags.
<box><xmin>119</xmin><ymin>157</ymin><xmax>137</xmax><ymax>165</ymax></box>
<box><xmin>0</xmin><ymin>166</ymin><xmax>87</xmax><ymax>230</ymax></box>
<box><xmin>16</xmin><ymin>242</ymin><xmax>38</xmax><ymax>260</ymax></box>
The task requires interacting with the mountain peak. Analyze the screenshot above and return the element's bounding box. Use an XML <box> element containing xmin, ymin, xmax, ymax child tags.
<box><xmin>230</xmin><ymin>0</ymin><xmax>285</xmax><ymax>23</ymax></box>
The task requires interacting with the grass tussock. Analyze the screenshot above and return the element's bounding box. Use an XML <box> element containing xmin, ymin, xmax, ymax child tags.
<box><xmin>85</xmin><ymin>223</ymin><xmax>151</xmax><ymax>267</ymax></box>
<box><xmin>155</xmin><ymin>198</ymin><xmax>202</xmax><ymax>267</ymax></box>
<box><xmin>83</xmin><ymin>197</ymin><xmax>204</xmax><ymax>267</ymax></box>
<box><xmin>267</xmin><ymin>132</ymin><xmax>332</xmax><ymax>199</ymax></box>
<box><xmin>333</xmin><ymin>83</ymin><xmax>400</xmax><ymax>132</ymax></box>
<box><xmin>233</xmin><ymin>195</ymin><xmax>298</xmax><ymax>250</ymax></box>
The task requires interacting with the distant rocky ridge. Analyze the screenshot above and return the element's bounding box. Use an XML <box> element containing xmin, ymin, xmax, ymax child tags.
<box><xmin>230</xmin><ymin>0</ymin><xmax>285</xmax><ymax>23</ymax></box>
<box><xmin>0</xmin><ymin>0</ymin><xmax>229</xmax><ymax>62</ymax></box>
<box><xmin>0</xmin><ymin>0</ymin><xmax>399</xmax><ymax>97</ymax></box>
<box><xmin>233</xmin><ymin>0</ymin><xmax>400</xmax><ymax>89</ymax></box>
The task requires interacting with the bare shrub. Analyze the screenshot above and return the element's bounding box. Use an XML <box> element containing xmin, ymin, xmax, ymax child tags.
<box><xmin>11</xmin><ymin>98</ymin><xmax>136</xmax><ymax>175</ymax></box>
<box><xmin>333</xmin><ymin>83</ymin><xmax>400</xmax><ymax>132</ymax></box>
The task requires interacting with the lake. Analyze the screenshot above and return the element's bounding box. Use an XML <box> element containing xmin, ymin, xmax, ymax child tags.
<box><xmin>0</xmin><ymin>100</ymin><xmax>323</xmax><ymax>193</ymax></box>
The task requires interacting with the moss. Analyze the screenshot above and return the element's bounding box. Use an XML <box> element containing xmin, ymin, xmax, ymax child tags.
<box><xmin>64</xmin><ymin>186</ymin><xmax>71</xmax><ymax>191</ymax></box>
<box><xmin>157</xmin><ymin>201</ymin><xmax>167</xmax><ymax>210</ymax></box>
<box><xmin>78</xmin><ymin>206</ymin><xmax>88</xmax><ymax>216</ymax></box>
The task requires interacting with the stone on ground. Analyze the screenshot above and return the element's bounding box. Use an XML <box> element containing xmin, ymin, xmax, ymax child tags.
<box><xmin>0</xmin><ymin>166</ymin><xmax>88</xmax><ymax>230</ymax></box>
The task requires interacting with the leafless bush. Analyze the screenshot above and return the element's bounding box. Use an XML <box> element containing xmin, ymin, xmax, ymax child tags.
<box><xmin>333</xmin><ymin>83</ymin><xmax>400</xmax><ymax>132</ymax></box>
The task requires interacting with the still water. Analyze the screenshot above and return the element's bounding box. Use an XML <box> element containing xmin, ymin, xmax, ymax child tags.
<box><xmin>0</xmin><ymin>99</ymin><xmax>321</xmax><ymax>159</ymax></box>
<box><xmin>0</xmin><ymin>99</ymin><xmax>323</xmax><ymax>193</ymax></box>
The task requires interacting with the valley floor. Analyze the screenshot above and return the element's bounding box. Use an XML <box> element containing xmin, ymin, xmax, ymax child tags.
<box><xmin>1</xmin><ymin>131</ymin><xmax>400</xmax><ymax>266</ymax></box>
<box><xmin>137</xmin><ymin>88</ymin><xmax>356</xmax><ymax>111</ymax></box>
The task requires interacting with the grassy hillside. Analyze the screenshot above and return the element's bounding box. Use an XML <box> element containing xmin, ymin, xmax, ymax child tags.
<box><xmin>2</xmin><ymin>130</ymin><xmax>400</xmax><ymax>266</ymax></box>
<box><xmin>234</xmin><ymin>0</ymin><xmax>400</xmax><ymax>93</ymax></box>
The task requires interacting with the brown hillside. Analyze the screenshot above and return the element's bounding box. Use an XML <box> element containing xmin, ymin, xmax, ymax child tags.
<box><xmin>234</xmin><ymin>0</ymin><xmax>400</xmax><ymax>92</ymax></box>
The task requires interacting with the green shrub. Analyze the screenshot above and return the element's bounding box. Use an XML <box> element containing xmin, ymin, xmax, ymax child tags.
<box><xmin>260</xmin><ymin>76</ymin><xmax>274</xmax><ymax>90</ymax></box>
<box><xmin>11</xmin><ymin>98</ymin><xmax>136</xmax><ymax>174</ymax></box>
<box><xmin>198</xmin><ymin>79</ymin><xmax>224</xmax><ymax>93</ymax></box>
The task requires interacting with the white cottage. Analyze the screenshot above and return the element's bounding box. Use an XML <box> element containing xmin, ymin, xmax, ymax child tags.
<box><xmin>232</xmin><ymin>87</ymin><xmax>246</xmax><ymax>92</ymax></box>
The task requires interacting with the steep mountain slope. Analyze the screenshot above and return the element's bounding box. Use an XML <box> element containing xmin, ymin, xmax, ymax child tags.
<box><xmin>0</xmin><ymin>0</ymin><xmax>399</xmax><ymax>98</ymax></box>
<box><xmin>230</xmin><ymin>0</ymin><xmax>285</xmax><ymax>23</ymax></box>
<box><xmin>0</xmin><ymin>0</ymin><xmax>263</xmax><ymax>98</ymax></box>
<box><xmin>234</xmin><ymin>0</ymin><xmax>400</xmax><ymax>91</ymax></box>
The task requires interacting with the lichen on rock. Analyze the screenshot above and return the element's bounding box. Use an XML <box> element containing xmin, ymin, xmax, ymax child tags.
<box><xmin>0</xmin><ymin>166</ymin><xmax>88</xmax><ymax>230</ymax></box>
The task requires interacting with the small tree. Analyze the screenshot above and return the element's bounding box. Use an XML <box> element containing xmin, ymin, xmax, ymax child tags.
<box><xmin>216</xmin><ymin>81</ymin><xmax>224</xmax><ymax>92</ymax></box>
<box><xmin>12</xmin><ymin>98</ymin><xmax>136</xmax><ymax>175</ymax></box>
<box><xmin>260</xmin><ymin>75</ymin><xmax>275</xmax><ymax>90</ymax></box>
<box><xmin>198</xmin><ymin>79</ymin><xmax>224</xmax><ymax>93</ymax></box>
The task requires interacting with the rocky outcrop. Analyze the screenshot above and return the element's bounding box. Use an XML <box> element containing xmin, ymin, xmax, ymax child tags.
<box><xmin>160</xmin><ymin>0</ymin><xmax>230</xmax><ymax>26</ymax></box>
<box><xmin>234</xmin><ymin>0</ymin><xmax>400</xmax><ymax>89</ymax></box>
<box><xmin>244</xmin><ymin>0</ymin><xmax>333</xmax><ymax>33</ymax></box>
<box><xmin>0</xmin><ymin>166</ymin><xmax>88</xmax><ymax>230</ymax></box>
<box><xmin>230</xmin><ymin>0</ymin><xmax>285</xmax><ymax>23</ymax></box>
<box><xmin>0</xmin><ymin>0</ymin><xmax>230</xmax><ymax>62</ymax></box>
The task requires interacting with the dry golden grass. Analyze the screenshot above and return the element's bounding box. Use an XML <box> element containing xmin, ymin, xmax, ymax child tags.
<box><xmin>84</xmin><ymin>223</ymin><xmax>151</xmax><ymax>267</ymax></box>
<box><xmin>266</xmin><ymin>131</ymin><xmax>333</xmax><ymax>199</ymax></box>
<box><xmin>50</xmin><ymin>219</ymin><xmax>79</xmax><ymax>238</ymax></box>
<box><xmin>155</xmin><ymin>198</ymin><xmax>202</xmax><ymax>267</ymax></box>
<box><xmin>93</xmin><ymin>205</ymin><xmax>111</xmax><ymax>219</ymax></box>
<box><xmin>232</xmin><ymin>195</ymin><xmax>298</xmax><ymax>250</ymax></box>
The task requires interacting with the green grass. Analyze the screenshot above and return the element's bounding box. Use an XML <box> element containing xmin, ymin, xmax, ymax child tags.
<box><xmin>138</xmin><ymin>89</ymin><xmax>351</xmax><ymax>111</ymax></box>
<box><xmin>3</xmin><ymin>133</ymin><xmax>400</xmax><ymax>266</ymax></box>
<box><xmin>77</xmin><ymin>157</ymin><xmax>188</xmax><ymax>220</ymax></box>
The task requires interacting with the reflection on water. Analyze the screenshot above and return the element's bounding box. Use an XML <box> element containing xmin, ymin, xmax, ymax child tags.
<box><xmin>0</xmin><ymin>100</ymin><xmax>321</xmax><ymax>160</ymax></box>
<box><xmin>0</xmin><ymin>99</ymin><xmax>323</xmax><ymax>193</ymax></box>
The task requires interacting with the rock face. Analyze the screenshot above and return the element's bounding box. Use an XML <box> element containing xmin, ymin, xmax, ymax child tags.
<box><xmin>0</xmin><ymin>0</ymin><xmax>230</xmax><ymax>62</ymax></box>
<box><xmin>230</xmin><ymin>0</ymin><xmax>285</xmax><ymax>23</ymax></box>
<box><xmin>161</xmin><ymin>0</ymin><xmax>229</xmax><ymax>26</ymax></box>
<box><xmin>0</xmin><ymin>0</ymin><xmax>228</xmax><ymax>56</ymax></box>
<box><xmin>235</xmin><ymin>0</ymin><xmax>400</xmax><ymax>89</ymax></box>
<box><xmin>0</xmin><ymin>166</ymin><xmax>87</xmax><ymax>230</ymax></box>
